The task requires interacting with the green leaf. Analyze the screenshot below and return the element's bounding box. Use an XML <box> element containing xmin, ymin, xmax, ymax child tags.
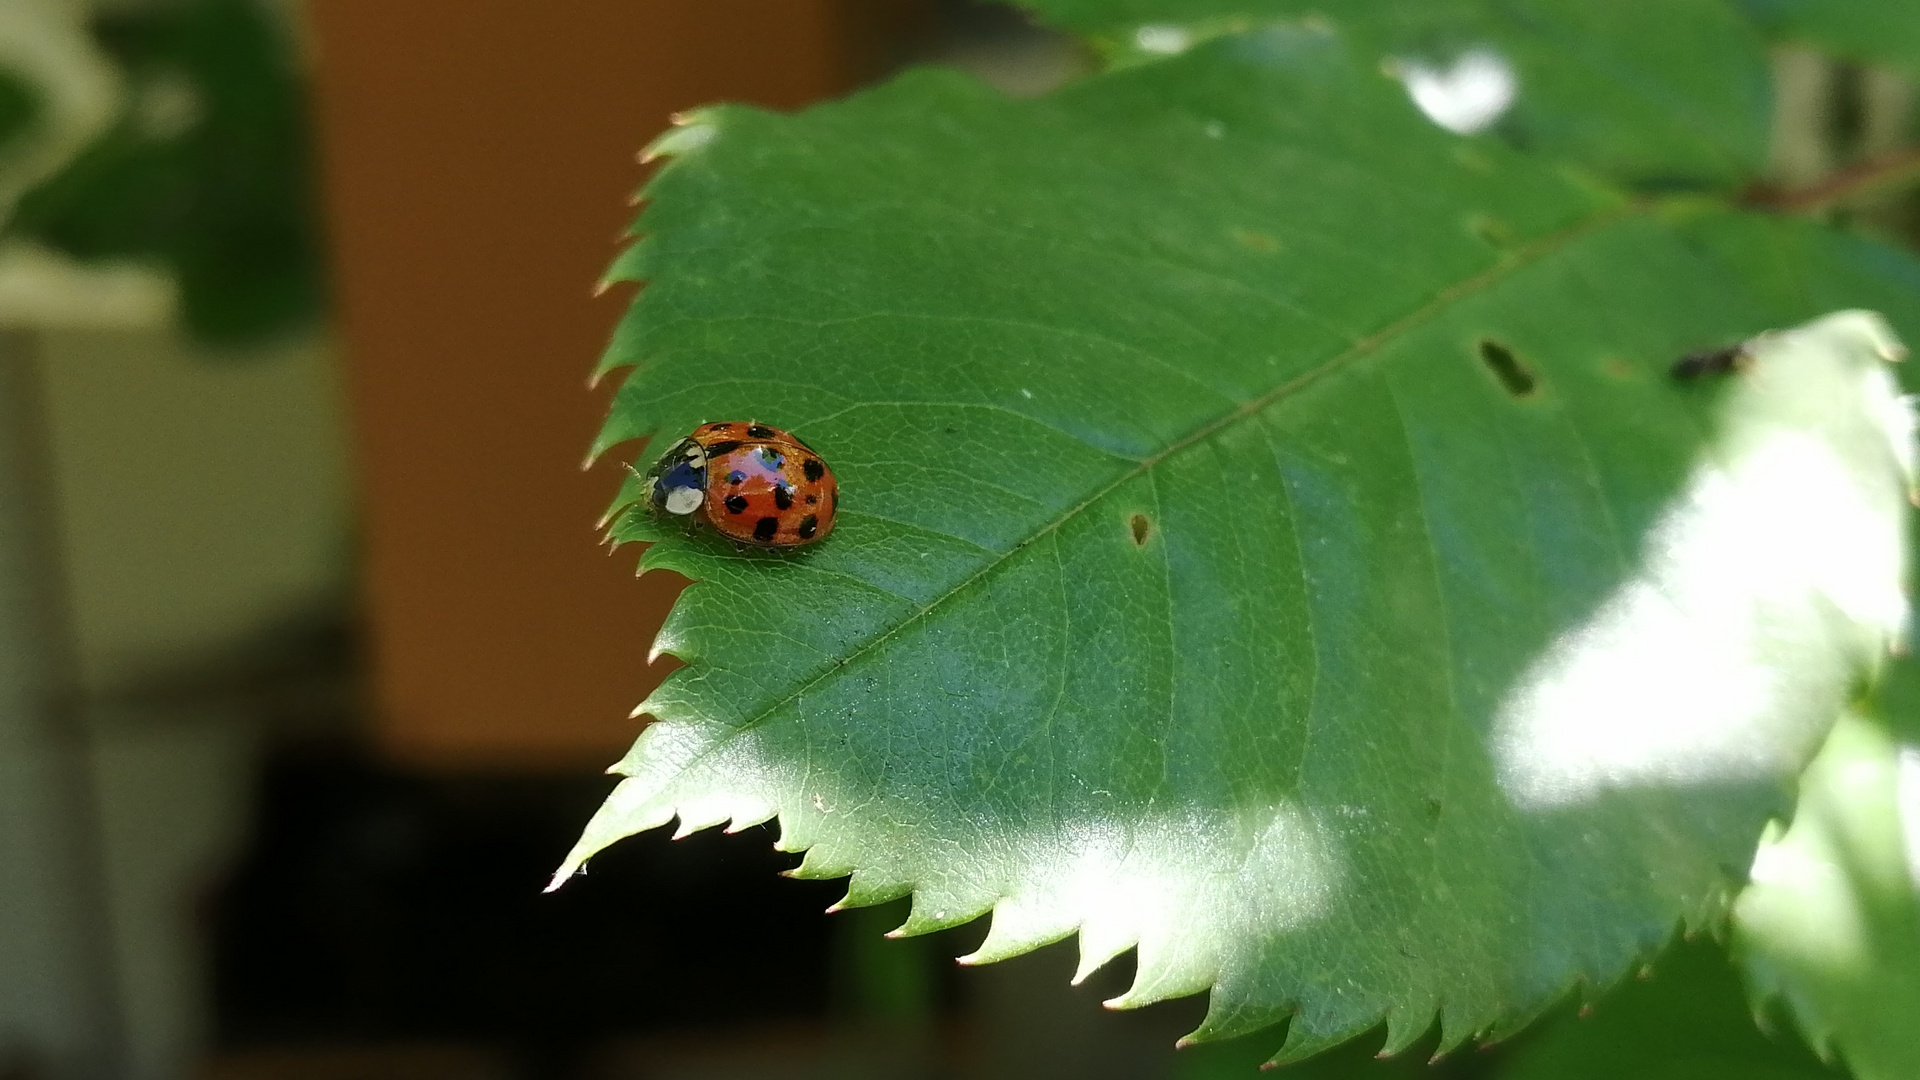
<box><xmin>1734</xmin><ymin>708</ymin><xmax>1920</xmax><ymax>1080</ymax></box>
<box><xmin>558</xmin><ymin>27</ymin><xmax>1916</xmax><ymax>1067</ymax></box>
<box><xmin>1735</xmin><ymin>0</ymin><xmax>1920</xmax><ymax>76</ymax></box>
<box><xmin>1011</xmin><ymin>0</ymin><xmax>1771</xmax><ymax>186</ymax></box>
<box><xmin>1492</xmin><ymin>938</ymin><xmax>1838</xmax><ymax>1080</ymax></box>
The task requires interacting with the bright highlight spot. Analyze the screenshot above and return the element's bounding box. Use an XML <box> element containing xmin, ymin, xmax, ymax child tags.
<box><xmin>1134</xmin><ymin>24</ymin><xmax>1193</xmax><ymax>55</ymax></box>
<box><xmin>1495</xmin><ymin>312</ymin><xmax>1914</xmax><ymax>808</ymax></box>
<box><xmin>1390</xmin><ymin>49</ymin><xmax>1518</xmax><ymax>135</ymax></box>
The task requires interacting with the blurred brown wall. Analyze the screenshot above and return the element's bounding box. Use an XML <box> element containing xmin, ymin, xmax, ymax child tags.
<box><xmin>309</xmin><ymin>2</ymin><xmax>880</xmax><ymax>766</ymax></box>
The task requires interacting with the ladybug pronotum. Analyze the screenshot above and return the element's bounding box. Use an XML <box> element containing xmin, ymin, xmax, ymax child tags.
<box><xmin>644</xmin><ymin>421</ymin><xmax>838</xmax><ymax>547</ymax></box>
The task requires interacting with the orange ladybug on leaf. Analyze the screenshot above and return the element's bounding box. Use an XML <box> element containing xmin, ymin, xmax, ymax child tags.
<box><xmin>644</xmin><ymin>422</ymin><xmax>837</xmax><ymax>547</ymax></box>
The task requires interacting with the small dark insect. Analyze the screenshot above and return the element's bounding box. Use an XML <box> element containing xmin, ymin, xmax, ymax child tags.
<box><xmin>1671</xmin><ymin>344</ymin><xmax>1749</xmax><ymax>381</ymax></box>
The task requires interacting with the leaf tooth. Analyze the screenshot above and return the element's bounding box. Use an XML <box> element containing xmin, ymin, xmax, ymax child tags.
<box><xmin>957</xmin><ymin>894</ymin><xmax>1076</xmax><ymax>966</ymax></box>
<box><xmin>1071</xmin><ymin>922</ymin><xmax>1137</xmax><ymax>986</ymax></box>
<box><xmin>826</xmin><ymin>868</ymin><xmax>910</xmax><ymax>912</ymax></box>
<box><xmin>666</xmin><ymin>787</ymin><xmax>774</xmax><ymax>838</ymax></box>
<box><xmin>785</xmin><ymin>846</ymin><xmax>853</xmax><ymax>881</ymax></box>
<box><xmin>597</xmin><ymin>241</ymin><xmax>650</xmax><ymax>293</ymax></box>
<box><xmin>637</xmin><ymin>111</ymin><xmax>719</xmax><ymax>164</ymax></box>
<box><xmin>1183</xmin><ymin>998</ymin><xmax>1291</xmax><ymax>1048</ymax></box>
<box><xmin>642</xmin><ymin>595</ymin><xmax>700</xmax><ymax>666</ymax></box>
<box><xmin>890</xmin><ymin>892</ymin><xmax>994</xmax><ymax>938</ymax></box>
<box><xmin>1105</xmin><ymin>940</ymin><xmax>1215</xmax><ymax>1010</ymax></box>
<box><xmin>721</xmin><ymin>802</ymin><xmax>778</xmax><ymax>834</ymax></box>
<box><xmin>1376</xmin><ymin>998</ymin><xmax>1437</xmax><ymax>1058</ymax></box>
<box><xmin>1267</xmin><ymin>1015</ymin><xmax>1374</xmax><ymax>1069</ymax></box>
<box><xmin>597</xmin><ymin>474</ymin><xmax>649</xmax><ymax>530</ymax></box>
<box><xmin>594</xmin><ymin>300</ymin><xmax>652</xmax><ymax>382</ymax></box>
<box><xmin>544</xmin><ymin>776</ymin><xmax>674</xmax><ymax>891</ymax></box>
<box><xmin>1433</xmin><ymin>996</ymin><xmax>1500</xmax><ymax>1058</ymax></box>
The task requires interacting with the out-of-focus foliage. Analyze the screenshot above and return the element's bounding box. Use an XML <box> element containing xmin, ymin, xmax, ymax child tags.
<box><xmin>1735</xmin><ymin>0</ymin><xmax>1920</xmax><ymax>76</ymax></box>
<box><xmin>1025</xmin><ymin>0</ymin><xmax>1772</xmax><ymax>187</ymax></box>
<box><xmin>3</xmin><ymin>0</ymin><xmax>321</xmax><ymax>343</ymax></box>
<box><xmin>0</xmin><ymin>70</ymin><xmax>38</xmax><ymax>153</ymax></box>
<box><xmin>1734</xmin><ymin>708</ymin><xmax>1920</xmax><ymax>1080</ymax></box>
<box><xmin>1495</xmin><ymin>938</ymin><xmax>1837</xmax><ymax>1080</ymax></box>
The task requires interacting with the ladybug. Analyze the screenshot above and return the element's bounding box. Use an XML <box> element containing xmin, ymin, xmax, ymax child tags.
<box><xmin>643</xmin><ymin>421</ymin><xmax>837</xmax><ymax>547</ymax></box>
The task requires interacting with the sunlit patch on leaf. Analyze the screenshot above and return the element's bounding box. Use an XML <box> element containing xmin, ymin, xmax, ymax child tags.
<box><xmin>1495</xmin><ymin>312</ymin><xmax>1914</xmax><ymax>809</ymax></box>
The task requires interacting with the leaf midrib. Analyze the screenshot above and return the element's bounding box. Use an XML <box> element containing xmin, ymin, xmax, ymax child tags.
<box><xmin>648</xmin><ymin>198</ymin><xmax>1643</xmax><ymax>776</ymax></box>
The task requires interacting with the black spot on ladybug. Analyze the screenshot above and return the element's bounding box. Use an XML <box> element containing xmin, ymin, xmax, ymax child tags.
<box><xmin>797</xmin><ymin>515</ymin><xmax>819</xmax><ymax>540</ymax></box>
<box><xmin>774</xmin><ymin>484</ymin><xmax>794</xmax><ymax>510</ymax></box>
<box><xmin>806</xmin><ymin>494</ymin><xmax>818</xmax><ymax>505</ymax></box>
<box><xmin>803</xmin><ymin>458</ymin><xmax>825</xmax><ymax>483</ymax></box>
<box><xmin>753</xmin><ymin>517</ymin><xmax>780</xmax><ymax>542</ymax></box>
<box><xmin>1129</xmin><ymin>513</ymin><xmax>1152</xmax><ymax>547</ymax></box>
<box><xmin>748</xmin><ymin>425</ymin><xmax>777</xmax><ymax>439</ymax></box>
<box><xmin>757</xmin><ymin>446</ymin><xmax>784</xmax><ymax>468</ymax></box>
<box><xmin>727</xmin><ymin>470</ymin><xmax>746</xmax><ymax>485</ymax></box>
<box><xmin>1477</xmin><ymin>339</ymin><xmax>1536</xmax><ymax>397</ymax></box>
<box><xmin>705</xmin><ymin>440</ymin><xmax>742</xmax><ymax>455</ymax></box>
<box><xmin>724</xmin><ymin>495</ymin><xmax>749</xmax><ymax>514</ymax></box>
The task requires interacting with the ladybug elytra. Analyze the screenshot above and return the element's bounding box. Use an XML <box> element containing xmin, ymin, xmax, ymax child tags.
<box><xmin>643</xmin><ymin>421</ymin><xmax>837</xmax><ymax>547</ymax></box>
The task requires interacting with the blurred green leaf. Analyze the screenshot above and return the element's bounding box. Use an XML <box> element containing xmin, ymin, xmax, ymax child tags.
<box><xmin>558</xmin><ymin>22</ymin><xmax>1919</xmax><ymax>1067</ymax></box>
<box><xmin>3</xmin><ymin>0</ymin><xmax>321</xmax><ymax>343</ymax></box>
<box><xmin>0</xmin><ymin>69</ymin><xmax>39</xmax><ymax>157</ymax></box>
<box><xmin>1008</xmin><ymin>0</ymin><xmax>1771</xmax><ymax>185</ymax></box>
<box><xmin>1734</xmin><ymin>0</ymin><xmax>1920</xmax><ymax>76</ymax></box>
<box><xmin>1734</xmin><ymin>709</ymin><xmax>1920</xmax><ymax>1080</ymax></box>
<box><xmin>1495</xmin><ymin>938</ymin><xmax>1837</xmax><ymax>1080</ymax></box>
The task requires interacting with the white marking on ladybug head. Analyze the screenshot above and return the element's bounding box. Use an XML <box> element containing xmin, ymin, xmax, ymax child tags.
<box><xmin>682</xmin><ymin>443</ymin><xmax>708</xmax><ymax>467</ymax></box>
<box><xmin>663</xmin><ymin>485</ymin><xmax>704</xmax><ymax>515</ymax></box>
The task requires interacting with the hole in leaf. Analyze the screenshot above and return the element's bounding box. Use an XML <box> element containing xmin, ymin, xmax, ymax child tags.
<box><xmin>1129</xmin><ymin>513</ymin><xmax>1152</xmax><ymax>547</ymax></box>
<box><xmin>1477</xmin><ymin>339</ymin><xmax>1536</xmax><ymax>397</ymax></box>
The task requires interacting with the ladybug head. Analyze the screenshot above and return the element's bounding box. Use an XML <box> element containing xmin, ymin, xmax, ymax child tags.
<box><xmin>646</xmin><ymin>438</ymin><xmax>708</xmax><ymax>516</ymax></box>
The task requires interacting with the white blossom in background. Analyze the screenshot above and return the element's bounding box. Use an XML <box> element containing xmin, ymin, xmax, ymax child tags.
<box><xmin>1390</xmin><ymin>48</ymin><xmax>1518</xmax><ymax>135</ymax></box>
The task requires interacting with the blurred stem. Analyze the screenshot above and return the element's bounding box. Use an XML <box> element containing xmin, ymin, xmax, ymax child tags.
<box><xmin>1745</xmin><ymin>145</ymin><xmax>1920</xmax><ymax>213</ymax></box>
